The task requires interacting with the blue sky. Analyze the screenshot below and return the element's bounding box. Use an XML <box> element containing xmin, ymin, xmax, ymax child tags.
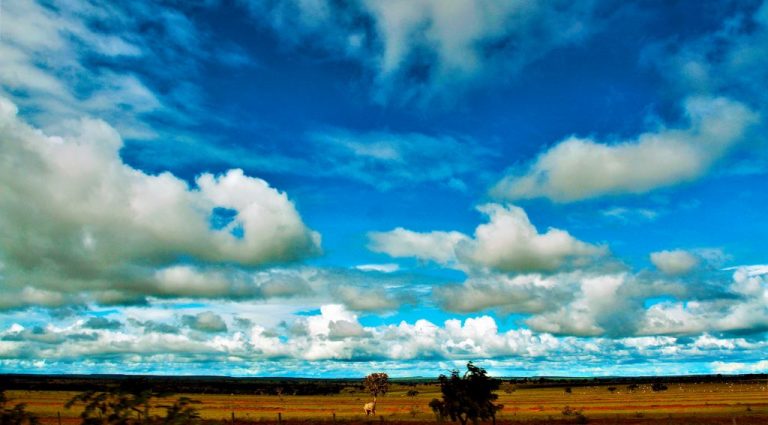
<box><xmin>1</xmin><ymin>0</ymin><xmax>768</xmax><ymax>377</ymax></box>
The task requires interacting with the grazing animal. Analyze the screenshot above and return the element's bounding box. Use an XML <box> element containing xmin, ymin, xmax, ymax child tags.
<box><xmin>364</xmin><ymin>399</ymin><xmax>376</xmax><ymax>416</ymax></box>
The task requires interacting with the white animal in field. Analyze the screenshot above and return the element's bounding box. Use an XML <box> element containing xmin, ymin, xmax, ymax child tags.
<box><xmin>364</xmin><ymin>400</ymin><xmax>376</xmax><ymax>416</ymax></box>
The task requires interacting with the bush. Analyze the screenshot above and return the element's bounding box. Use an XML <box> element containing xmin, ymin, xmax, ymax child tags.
<box><xmin>434</xmin><ymin>362</ymin><xmax>503</xmax><ymax>425</ymax></box>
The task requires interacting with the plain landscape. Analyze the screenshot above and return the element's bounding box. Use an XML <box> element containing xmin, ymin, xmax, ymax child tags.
<box><xmin>3</xmin><ymin>374</ymin><xmax>767</xmax><ymax>424</ymax></box>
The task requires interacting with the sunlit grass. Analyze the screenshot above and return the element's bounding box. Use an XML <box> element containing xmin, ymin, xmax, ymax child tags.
<box><xmin>8</xmin><ymin>381</ymin><xmax>768</xmax><ymax>424</ymax></box>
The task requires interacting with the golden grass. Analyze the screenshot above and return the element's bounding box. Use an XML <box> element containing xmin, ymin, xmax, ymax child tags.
<box><xmin>7</xmin><ymin>381</ymin><xmax>768</xmax><ymax>424</ymax></box>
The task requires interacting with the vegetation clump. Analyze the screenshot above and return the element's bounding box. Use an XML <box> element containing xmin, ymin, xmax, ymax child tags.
<box><xmin>430</xmin><ymin>362</ymin><xmax>503</xmax><ymax>425</ymax></box>
<box><xmin>65</xmin><ymin>387</ymin><xmax>200</xmax><ymax>425</ymax></box>
<box><xmin>0</xmin><ymin>390</ymin><xmax>38</xmax><ymax>425</ymax></box>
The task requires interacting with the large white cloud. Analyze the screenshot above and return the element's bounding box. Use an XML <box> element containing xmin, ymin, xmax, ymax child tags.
<box><xmin>370</xmin><ymin>204</ymin><xmax>605</xmax><ymax>272</ymax></box>
<box><xmin>493</xmin><ymin>97</ymin><xmax>758</xmax><ymax>202</ymax></box>
<box><xmin>639</xmin><ymin>265</ymin><xmax>768</xmax><ymax>336</ymax></box>
<box><xmin>0</xmin><ymin>97</ymin><xmax>320</xmax><ymax>308</ymax></box>
<box><xmin>461</xmin><ymin>204</ymin><xmax>606</xmax><ymax>272</ymax></box>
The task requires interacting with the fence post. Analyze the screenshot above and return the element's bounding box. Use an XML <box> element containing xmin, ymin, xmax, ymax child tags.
<box><xmin>278</xmin><ymin>412</ymin><xmax>282</xmax><ymax>425</ymax></box>
<box><xmin>57</xmin><ymin>411</ymin><xmax>62</xmax><ymax>425</ymax></box>
<box><xmin>332</xmin><ymin>412</ymin><xmax>336</xmax><ymax>423</ymax></box>
<box><xmin>379</xmin><ymin>414</ymin><xmax>384</xmax><ymax>424</ymax></box>
<box><xmin>231</xmin><ymin>411</ymin><xmax>235</xmax><ymax>425</ymax></box>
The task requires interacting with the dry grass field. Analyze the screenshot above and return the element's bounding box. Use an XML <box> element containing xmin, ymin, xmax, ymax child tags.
<box><xmin>7</xmin><ymin>380</ymin><xmax>768</xmax><ymax>424</ymax></box>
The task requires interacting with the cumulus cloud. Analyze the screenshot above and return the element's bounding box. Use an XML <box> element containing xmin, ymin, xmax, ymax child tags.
<box><xmin>639</xmin><ymin>265</ymin><xmax>768</xmax><ymax>336</ymax></box>
<box><xmin>493</xmin><ymin>97</ymin><xmax>758</xmax><ymax>202</ymax></box>
<box><xmin>434</xmin><ymin>273</ymin><xmax>568</xmax><ymax>314</ymax></box>
<box><xmin>3</xmin><ymin>298</ymin><xmax>768</xmax><ymax>375</ymax></box>
<box><xmin>247</xmin><ymin>0</ymin><xmax>596</xmax><ymax>102</ymax></box>
<box><xmin>182</xmin><ymin>312</ymin><xmax>228</xmax><ymax>333</ymax></box>
<box><xmin>328</xmin><ymin>320</ymin><xmax>370</xmax><ymax>340</ymax></box>
<box><xmin>370</xmin><ymin>204</ymin><xmax>605</xmax><ymax>273</ymax></box>
<box><xmin>460</xmin><ymin>204</ymin><xmax>606</xmax><ymax>272</ymax></box>
<box><xmin>0</xmin><ymin>96</ymin><xmax>319</xmax><ymax>309</ymax></box>
<box><xmin>368</xmin><ymin>228</ymin><xmax>468</xmax><ymax>264</ymax></box>
<box><xmin>651</xmin><ymin>249</ymin><xmax>699</xmax><ymax>275</ymax></box>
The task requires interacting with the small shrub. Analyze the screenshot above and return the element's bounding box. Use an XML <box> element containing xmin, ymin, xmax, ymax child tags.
<box><xmin>575</xmin><ymin>413</ymin><xmax>589</xmax><ymax>424</ymax></box>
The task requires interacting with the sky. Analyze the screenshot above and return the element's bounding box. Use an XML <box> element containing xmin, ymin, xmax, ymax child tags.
<box><xmin>0</xmin><ymin>0</ymin><xmax>767</xmax><ymax>378</ymax></box>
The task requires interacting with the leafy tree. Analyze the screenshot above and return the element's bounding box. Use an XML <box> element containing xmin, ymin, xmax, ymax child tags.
<box><xmin>363</xmin><ymin>373</ymin><xmax>388</xmax><ymax>415</ymax></box>
<box><xmin>0</xmin><ymin>390</ymin><xmax>39</xmax><ymax>425</ymax></box>
<box><xmin>363</xmin><ymin>373</ymin><xmax>389</xmax><ymax>398</ymax></box>
<box><xmin>429</xmin><ymin>399</ymin><xmax>447</xmax><ymax>422</ymax></box>
<box><xmin>435</xmin><ymin>362</ymin><xmax>503</xmax><ymax>425</ymax></box>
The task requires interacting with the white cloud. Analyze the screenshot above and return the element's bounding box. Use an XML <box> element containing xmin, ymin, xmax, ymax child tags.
<box><xmin>247</xmin><ymin>0</ymin><xmax>596</xmax><ymax>102</ymax></box>
<box><xmin>368</xmin><ymin>228</ymin><xmax>468</xmax><ymax>264</ymax></box>
<box><xmin>0</xmin><ymin>96</ymin><xmax>319</xmax><ymax>308</ymax></box>
<box><xmin>460</xmin><ymin>204</ymin><xmax>606</xmax><ymax>272</ymax></box>
<box><xmin>370</xmin><ymin>204</ymin><xmax>605</xmax><ymax>273</ymax></box>
<box><xmin>601</xmin><ymin>207</ymin><xmax>659</xmax><ymax>223</ymax></box>
<box><xmin>638</xmin><ymin>265</ymin><xmax>768</xmax><ymax>336</ymax></box>
<box><xmin>711</xmin><ymin>360</ymin><xmax>768</xmax><ymax>374</ymax></box>
<box><xmin>3</xmin><ymin>299</ymin><xmax>768</xmax><ymax>374</ymax></box>
<box><xmin>493</xmin><ymin>97</ymin><xmax>758</xmax><ymax>202</ymax></box>
<box><xmin>0</xmin><ymin>0</ymin><xmax>256</xmax><ymax>144</ymax></box>
<box><xmin>354</xmin><ymin>263</ymin><xmax>400</xmax><ymax>273</ymax></box>
<box><xmin>434</xmin><ymin>272</ymin><xmax>569</xmax><ymax>314</ymax></box>
<box><xmin>651</xmin><ymin>249</ymin><xmax>699</xmax><ymax>275</ymax></box>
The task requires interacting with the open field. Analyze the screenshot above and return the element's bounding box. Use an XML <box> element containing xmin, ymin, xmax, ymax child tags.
<box><xmin>6</xmin><ymin>379</ymin><xmax>768</xmax><ymax>424</ymax></box>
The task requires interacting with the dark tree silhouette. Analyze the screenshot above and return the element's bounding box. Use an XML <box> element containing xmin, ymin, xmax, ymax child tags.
<box><xmin>65</xmin><ymin>387</ymin><xmax>199</xmax><ymax>425</ymax></box>
<box><xmin>435</xmin><ymin>362</ymin><xmax>503</xmax><ymax>425</ymax></box>
<box><xmin>158</xmin><ymin>397</ymin><xmax>201</xmax><ymax>425</ymax></box>
<box><xmin>0</xmin><ymin>390</ymin><xmax>39</xmax><ymax>425</ymax></box>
